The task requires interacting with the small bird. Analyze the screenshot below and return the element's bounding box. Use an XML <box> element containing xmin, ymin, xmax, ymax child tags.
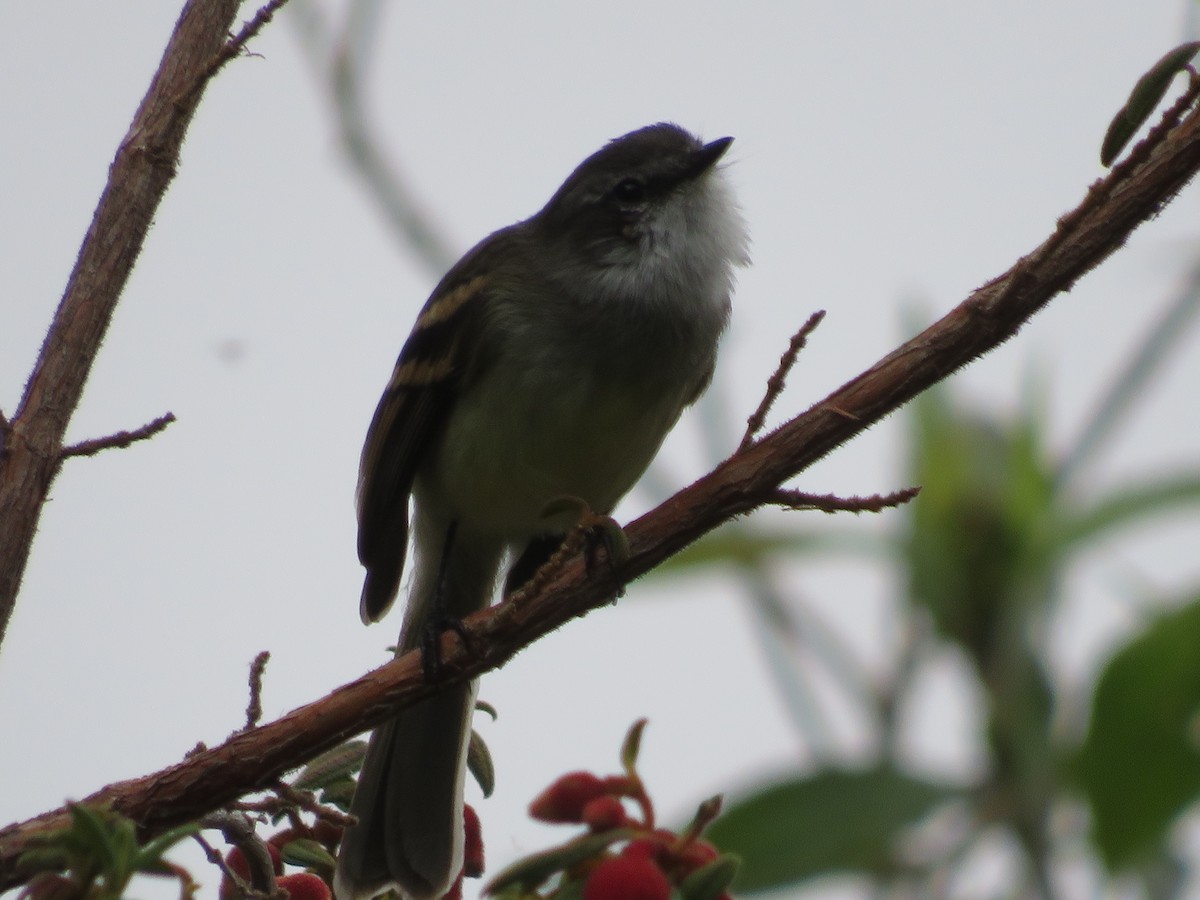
<box><xmin>335</xmin><ymin>122</ymin><xmax>749</xmax><ymax>900</ymax></box>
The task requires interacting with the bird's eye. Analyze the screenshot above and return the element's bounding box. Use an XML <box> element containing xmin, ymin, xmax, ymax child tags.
<box><xmin>611</xmin><ymin>177</ymin><xmax>646</xmax><ymax>203</ymax></box>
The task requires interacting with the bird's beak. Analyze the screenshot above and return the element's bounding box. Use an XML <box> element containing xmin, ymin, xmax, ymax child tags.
<box><xmin>687</xmin><ymin>136</ymin><xmax>734</xmax><ymax>178</ymax></box>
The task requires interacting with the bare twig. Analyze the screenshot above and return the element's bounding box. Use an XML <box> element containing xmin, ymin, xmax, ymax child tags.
<box><xmin>769</xmin><ymin>486</ymin><xmax>921</xmax><ymax>515</ymax></box>
<box><xmin>192</xmin><ymin>831</ymin><xmax>236</xmax><ymax>880</ymax></box>
<box><xmin>183</xmin><ymin>0</ymin><xmax>293</xmax><ymax>102</ymax></box>
<box><xmin>58</xmin><ymin>412</ymin><xmax>176</xmax><ymax>462</ymax></box>
<box><xmin>244</xmin><ymin>651</ymin><xmax>271</xmax><ymax>732</ymax></box>
<box><xmin>268</xmin><ymin>780</ymin><xmax>355</xmax><ymax>826</ymax></box>
<box><xmin>738</xmin><ymin>310</ymin><xmax>826</xmax><ymax>452</ymax></box>
<box><xmin>197</xmin><ymin>811</ymin><xmax>277</xmax><ymax>895</ymax></box>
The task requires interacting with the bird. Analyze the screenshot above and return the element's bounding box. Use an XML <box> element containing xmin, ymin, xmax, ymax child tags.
<box><xmin>334</xmin><ymin>122</ymin><xmax>749</xmax><ymax>900</ymax></box>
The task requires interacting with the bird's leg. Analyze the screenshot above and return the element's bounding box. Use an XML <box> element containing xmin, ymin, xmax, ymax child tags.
<box><xmin>527</xmin><ymin>496</ymin><xmax>631</xmax><ymax>596</ymax></box>
<box><xmin>420</xmin><ymin>519</ymin><xmax>473</xmax><ymax>681</ymax></box>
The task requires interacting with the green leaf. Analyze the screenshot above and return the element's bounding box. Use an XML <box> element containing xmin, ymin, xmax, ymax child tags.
<box><xmin>475</xmin><ymin>699</ymin><xmax>499</xmax><ymax>720</ymax></box>
<box><xmin>1101</xmin><ymin>42</ymin><xmax>1200</xmax><ymax>166</ymax></box>
<box><xmin>318</xmin><ymin>776</ymin><xmax>357</xmax><ymax>811</ymax></box>
<box><xmin>135</xmin><ymin>823</ymin><xmax>200</xmax><ymax>870</ymax></box>
<box><xmin>279</xmin><ymin>838</ymin><xmax>337</xmax><ymax>871</ymax></box>
<box><xmin>67</xmin><ymin>803</ymin><xmax>121</xmax><ymax>871</ymax></box>
<box><xmin>468</xmin><ymin>729</ymin><xmax>496</xmax><ymax>798</ymax></box>
<box><xmin>1074</xmin><ymin>595</ymin><xmax>1200</xmax><ymax>870</ymax></box>
<box><xmin>292</xmin><ymin>741</ymin><xmax>368</xmax><ymax>791</ymax></box>
<box><xmin>705</xmin><ymin>766</ymin><xmax>956</xmax><ymax>893</ymax></box>
<box><xmin>620</xmin><ymin>719</ymin><xmax>648</xmax><ymax>776</ymax></box>
<box><xmin>678</xmin><ymin>854</ymin><xmax>740</xmax><ymax>900</ymax></box>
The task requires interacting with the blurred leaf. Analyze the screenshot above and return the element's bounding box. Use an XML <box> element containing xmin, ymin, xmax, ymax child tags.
<box><xmin>1101</xmin><ymin>42</ymin><xmax>1200</xmax><ymax>166</ymax></box>
<box><xmin>905</xmin><ymin>388</ymin><xmax>1057</xmax><ymax>660</ymax></box>
<box><xmin>705</xmin><ymin>766</ymin><xmax>956</xmax><ymax>892</ymax></box>
<box><xmin>678</xmin><ymin>854</ymin><xmax>740</xmax><ymax>900</ymax></box>
<box><xmin>133</xmin><ymin>822</ymin><xmax>199</xmax><ymax>872</ymax></box>
<box><xmin>1075</xmin><ymin>594</ymin><xmax>1200</xmax><ymax>870</ymax></box>
<box><xmin>1058</xmin><ymin>474</ymin><xmax>1200</xmax><ymax>550</ymax></box>
<box><xmin>652</xmin><ymin>527</ymin><xmax>888</xmax><ymax>577</ymax></box>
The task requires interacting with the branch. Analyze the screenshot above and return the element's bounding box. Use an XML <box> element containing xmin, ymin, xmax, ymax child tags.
<box><xmin>0</xmin><ymin>0</ymin><xmax>291</xmax><ymax>650</ymax></box>
<box><xmin>768</xmin><ymin>487</ymin><xmax>921</xmax><ymax>515</ymax></box>
<box><xmin>739</xmin><ymin>310</ymin><xmax>826</xmax><ymax>452</ymax></box>
<box><xmin>3</xmin><ymin>72</ymin><xmax>1200</xmax><ymax>890</ymax></box>
<box><xmin>243</xmin><ymin>651</ymin><xmax>271</xmax><ymax>732</ymax></box>
<box><xmin>57</xmin><ymin>413</ymin><xmax>177</xmax><ymax>463</ymax></box>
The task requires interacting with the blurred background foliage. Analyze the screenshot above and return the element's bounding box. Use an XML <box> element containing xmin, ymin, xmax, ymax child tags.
<box><xmin>691</xmin><ymin>272</ymin><xmax>1200</xmax><ymax>896</ymax></box>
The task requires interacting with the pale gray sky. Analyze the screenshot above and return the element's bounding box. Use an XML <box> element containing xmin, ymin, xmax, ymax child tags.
<box><xmin>2</xmin><ymin>3</ymin><xmax>1199</xmax><ymax>898</ymax></box>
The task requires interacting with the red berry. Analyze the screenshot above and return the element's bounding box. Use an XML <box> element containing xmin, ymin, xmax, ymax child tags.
<box><xmin>621</xmin><ymin>838</ymin><xmax>665</xmax><ymax>861</ymax></box>
<box><xmin>583</xmin><ymin>854</ymin><xmax>672</xmax><ymax>900</ymax></box>
<box><xmin>276</xmin><ymin>873</ymin><xmax>331</xmax><ymax>900</ymax></box>
<box><xmin>462</xmin><ymin>804</ymin><xmax>485</xmax><ymax>878</ymax></box>
<box><xmin>582</xmin><ymin>796</ymin><xmax>629</xmax><ymax>831</ymax></box>
<box><xmin>529</xmin><ymin>771</ymin><xmax>608</xmax><ymax>823</ymax></box>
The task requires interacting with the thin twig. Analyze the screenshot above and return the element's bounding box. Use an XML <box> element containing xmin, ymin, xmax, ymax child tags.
<box><xmin>182</xmin><ymin>0</ymin><xmax>293</xmax><ymax>102</ymax></box>
<box><xmin>769</xmin><ymin>486</ymin><xmax>921</xmax><ymax>515</ymax></box>
<box><xmin>738</xmin><ymin>310</ymin><xmax>826</xmax><ymax>451</ymax></box>
<box><xmin>58</xmin><ymin>412</ymin><xmax>176</xmax><ymax>462</ymax></box>
<box><xmin>244</xmin><ymin>651</ymin><xmax>271</xmax><ymax>732</ymax></box>
<box><xmin>269</xmin><ymin>781</ymin><xmax>355</xmax><ymax>826</ymax></box>
<box><xmin>192</xmin><ymin>831</ymin><xmax>240</xmax><ymax>882</ymax></box>
<box><xmin>197</xmin><ymin>811</ymin><xmax>277</xmax><ymax>894</ymax></box>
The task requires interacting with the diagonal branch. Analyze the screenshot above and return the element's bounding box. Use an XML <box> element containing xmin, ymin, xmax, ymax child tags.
<box><xmin>3</xmin><ymin>68</ymin><xmax>1200</xmax><ymax>890</ymax></box>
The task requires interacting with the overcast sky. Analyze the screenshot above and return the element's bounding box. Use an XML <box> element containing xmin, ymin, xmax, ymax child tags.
<box><xmin>2</xmin><ymin>3</ymin><xmax>1200</xmax><ymax>898</ymax></box>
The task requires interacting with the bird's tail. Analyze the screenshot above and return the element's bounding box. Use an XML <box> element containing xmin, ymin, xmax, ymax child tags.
<box><xmin>335</xmin><ymin>522</ymin><xmax>502</xmax><ymax>900</ymax></box>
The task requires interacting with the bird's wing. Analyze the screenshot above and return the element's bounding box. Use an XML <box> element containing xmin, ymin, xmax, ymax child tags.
<box><xmin>356</xmin><ymin>247</ymin><xmax>499</xmax><ymax>624</ymax></box>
